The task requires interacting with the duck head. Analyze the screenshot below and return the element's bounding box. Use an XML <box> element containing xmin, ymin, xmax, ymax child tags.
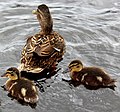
<box><xmin>1</xmin><ymin>67</ymin><xmax>20</xmax><ymax>80</ymax></box>
<box><xmin>32</xmin><ymin>4</ymin><xmax>53</xmax><ymax>35</ymax></box>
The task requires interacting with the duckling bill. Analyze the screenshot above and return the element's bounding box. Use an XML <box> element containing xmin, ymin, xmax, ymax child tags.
<box><xmin>1</xmin><ymin>67</ymin><xmax>39</xmax><ymax>104</ymax></box>
<box><xmin>63</xmin><ymin>60</ymin><xmax>116</xmax><ymax>90</ymax></box>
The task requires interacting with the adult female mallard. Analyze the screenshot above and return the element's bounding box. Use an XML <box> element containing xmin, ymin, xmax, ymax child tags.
<box><xmin>19</xmin><ymin>4</ymin><xmax>65</xmax><ymax>74</ymax></box>
<box><xmin>1</xmin><ymin>67</ymin><xmax>39</xmax><ymax>104</ymax></box>
<box><xmin>63</xmin><ymin>60</ymin><xmax>116</xmax><ymax>90</ymax></box>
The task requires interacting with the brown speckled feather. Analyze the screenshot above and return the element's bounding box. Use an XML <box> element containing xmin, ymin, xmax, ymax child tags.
<box><xmin>20</xmin><ymin>32</ymin><xmax>65</xmax><ymax>73</ymax></box>
<box><xmin>19</xmin><ymin>4</ymin><xmax>65</xmax><ymax>73</ymax></box>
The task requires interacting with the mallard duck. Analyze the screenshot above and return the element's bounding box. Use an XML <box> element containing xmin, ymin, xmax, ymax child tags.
<box><xmin>1</xmin><ymin>67</ymin><xmax>39</xmax><ymax>104</ymax></box>
<box><xmin>63</xmin><ymin>60</ymin><xmax>116</xmax><ymax>90</ymax></box>
<box><xmin>18</xmin><ymin>4</ymin><xmax>65</xmax><ymax>74</ymax></box>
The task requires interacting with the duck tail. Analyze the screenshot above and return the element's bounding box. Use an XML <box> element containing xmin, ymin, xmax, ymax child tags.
<box><xmin>108</xmin><ymin>79</ymin><xmax>116</xmax><ymax>91</ymax></box>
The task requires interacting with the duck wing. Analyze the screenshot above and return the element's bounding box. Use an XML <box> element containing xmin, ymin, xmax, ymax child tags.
<box><xmin>19</xmin><ymin>32</ymin><xmax>65</xmax><ymax>73</ymax></box>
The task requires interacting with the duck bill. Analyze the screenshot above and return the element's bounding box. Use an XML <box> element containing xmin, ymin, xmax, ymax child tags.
<box><xmin>62</xmin><ymin>68</ymin><xmax>70</xmax><ymax>74</ymax></box>
<box><xmin>32</xmin><ymin>10</ymin><xmax>38</xmax><ymax>14</ymax></box>
<box><xmin>32</xmin><ymin>9</ymin><xmax>42</xmax><ymax>15</ymax></box>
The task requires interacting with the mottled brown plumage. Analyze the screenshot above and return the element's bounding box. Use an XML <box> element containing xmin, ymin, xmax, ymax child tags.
<box><xmin>1</xmin><ymin>67</ymin><xmax>39</xmax><ymax>104</ymax></box>
<box><xmin>19</xmin><ymin>4</ymin><xmax>65</xmax><ymax>73</ymax></box>
<box><xmin>64</xmin><ymin>60</ymin><xmax>116</xmax><ymax>90</ymax></box>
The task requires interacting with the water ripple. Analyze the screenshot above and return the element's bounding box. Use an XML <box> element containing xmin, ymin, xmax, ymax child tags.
<box><xmin>0</xmin><ymin>0</ymin><xmax>120</xmax><ymax>112</ymax></box>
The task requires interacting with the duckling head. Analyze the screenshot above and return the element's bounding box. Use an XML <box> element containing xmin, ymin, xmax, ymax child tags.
<box><xmin>1</xmin><ymin>67</ymin><xmax>20</xmax><ymax>80</ymax></box>
<box><xmin>63</xmin><ymin>60</ymin><xmax>83</xmax><ymax>74</ymax></box>
<box><xmin>69</xmin><ymin>60</ymin><xmax>83</xmax><ymax>73</ymax></box>
<box><xmin>32</xmin><ymin>4</ymin><xmax>53</xmax><ymax>35</ymax></box>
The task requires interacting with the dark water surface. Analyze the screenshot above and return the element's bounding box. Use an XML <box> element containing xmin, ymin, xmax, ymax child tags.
<box><xmin>0</xmin><ymin>0</ymin><xmax>120</xmax><ymax>112</ymax></box>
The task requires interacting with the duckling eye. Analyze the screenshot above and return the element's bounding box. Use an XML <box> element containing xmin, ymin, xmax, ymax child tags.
<box><xmin>11</xmin><ymin>74</ymin><xmax>14</xmax><ymax>76</ymax></box>
<box><xmin>10</xmin><ymin>72</ymin><xmax>14</xmax><ymax>76</ymax></box>
<box><xmin>76</xmin><ymin>65</ymin><xmax>80</xmax><ymax>68</ymax></box>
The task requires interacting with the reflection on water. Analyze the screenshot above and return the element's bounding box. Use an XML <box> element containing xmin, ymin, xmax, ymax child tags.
<box><xmin>0</xmin><ymin>0</ymin><xmax>120</xmax><ymax>112</ymax></box>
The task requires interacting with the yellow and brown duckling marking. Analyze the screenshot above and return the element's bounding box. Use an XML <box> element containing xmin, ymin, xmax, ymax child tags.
<box><xmin>1</xmin><ymin>67</ymin><xmax>39</xmax><ymax>104</ymax></box>
<box><xmin>63</xmin><ymin>60</ymin><xmax>116</xmax><ymax>90</ymax></box>
<box><xmin>19</xmin><ymin>4</ymin><xmax>65</xmax><ymax>73</ymax></box>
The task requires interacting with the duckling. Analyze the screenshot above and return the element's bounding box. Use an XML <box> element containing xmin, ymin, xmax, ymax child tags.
<box><xmin>18</xmin><ymin>4</ymin><xmax>65</xmax><ymax>74</ymax></box>
<box><xmin>1</xmin><ymin>67</ymin><xmax>39</xmax><ymax>104</ymax></box>
<box><xmin>63</xmin><ymin>60</ymin><xmax>116</xmax><ymax>90</ymax></box>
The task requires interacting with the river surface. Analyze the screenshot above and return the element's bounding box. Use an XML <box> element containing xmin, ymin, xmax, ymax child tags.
<box><xmin>0</xmin><ymin>0</ymin><xmax>120</xmax><ymax>112</ymax></box>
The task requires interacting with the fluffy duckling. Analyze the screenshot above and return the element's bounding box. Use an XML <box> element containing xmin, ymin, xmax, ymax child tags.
<box><xmin>1</xmin><ymin>67</ymin><xmax>39</xmax><ymax>104</ymax></box>
<box><xmin>63</xmin><ymin>60</ymin><xmax>116</xmax><ymax>90</ymax></box>
<box><xmin>19</xmin><ymin>4</ymin><xmax>65</xmax><ymax>74</ymax></box>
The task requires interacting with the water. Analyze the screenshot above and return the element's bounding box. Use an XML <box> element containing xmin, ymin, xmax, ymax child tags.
<box><xmin>0</xmin><ymin>0</ymin><xmax>120</xmax><ymax>112</ymax></box>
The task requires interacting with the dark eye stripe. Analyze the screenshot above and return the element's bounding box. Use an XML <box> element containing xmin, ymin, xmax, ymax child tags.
<box><xmin>6</xmin><ymin>71</ymin><xmax>12</xmax><ymax>74</ymax></box>
<box><xmin>69</xmin><ymin>63</ymin><xmax>79</xmax><ymax>68</ymax></box>
<box><xmin>6</xmin><ymin>71</ymin><xmax>14</xmax><ymax>75</ymax></box>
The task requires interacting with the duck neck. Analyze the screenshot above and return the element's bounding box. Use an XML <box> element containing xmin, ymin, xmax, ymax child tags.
<box><xmin>39</xmin><ymin>15</ymin><xmax>53</xmax><ymax>35</ymax></box>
